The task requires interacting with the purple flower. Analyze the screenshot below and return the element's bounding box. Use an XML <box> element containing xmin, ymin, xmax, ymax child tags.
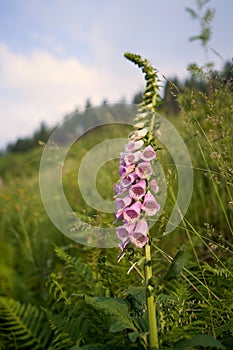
<box><xmin>118</xmin><ymin>238</ymin><xmax>131</xmax><ymax>253</ymax></box>
<box><xmin>141</xmin><ymin>146</ymin><xmax>156</xmax><ymax>162</ymax></box>
<box><xmin>124</xmin><ymin>150</ymin><xmax>141</xmax><ymax>165</ymax></box>
<box><xmin>149</xmin><ymin>179</ymin><xmax>159</xmax><ymax>193</ymax></box>
<box><xmin>141</xmin><ymin>191</ymin><xmax>160</xmax><ymax>216</ymax></box>
<box><xmin>135</xmin><ymin>162</ymin><xmax>153</xmax><ymax>179</ymax></box>
<box><xmin>119</xmin><ymin>152</ymin><xmax>126</xmax><ymax>164</ymax></box>
<box><xmin>115</xmin><ymin>128</ymin><xmax>161</xmax><ymax>251</ymax></box>
<box><xmin>114</xmin><ymin>183</ymin><xmax>121</xmax><ymax>195</ymax></box>
<box><xmin>120</xmin><ymin>173</ymin><xmax>138</xmax><ymax>187</ymax></box>
<box><xmin>115</xmin><ymin>209</ymin><xmax>124</xmax><ymax>221</ymax></box>
<box><xmin>116</xmin><ymin>195</ymin><xmax>132</xmax><ymax>210</ymax></box>
<box><xmin>130</xmin><ymin>128</ymin><xmax>148</xmax><ymax>140</ymax></box>
<box><xmin>123</xmin><ymin>201</ymin><xmax>141</xmax><ymax>222</ymax></box>
<box><xmin>116</xmin><ymin>223</ymin><xmax>135</xmax><ymax>241</ymax></box>
<box><xmin>114</xmin><ymin>183</ymin><xmax>127</xmax><ymax>197</ymax></box>
<box><xmin>129</xmin><ymin>179</ymin><xmax>146</xmax><ymax>200</ymax></box>
<box><xmin>125</xmin><ymin>139</ymin><xmax>144</xmax><ymax>152</ymax></box>
<box><xmin>119</xmin><ymin>164</ymin><xmax>135</xmax><ymax>177</ymax></box>
<box><xmin>130</xmin><ymin>220</ymin><xmax>149</xmax><ymax>248</ymax></box>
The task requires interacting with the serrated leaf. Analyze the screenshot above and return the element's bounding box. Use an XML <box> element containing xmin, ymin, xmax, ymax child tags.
<box><xmin>85</xmin><ymin>296</ymin><xmax>136</xmax><ymax>333</ymax></box>
<box><xmin>163</xmin><ymin>249</ymin><xmax>184</xmax><ymax>281</ymax></box>
<box><xmin>123</xmin><ymin>286</ymin><xmax>146</xmax><ymax>316</ymax></box>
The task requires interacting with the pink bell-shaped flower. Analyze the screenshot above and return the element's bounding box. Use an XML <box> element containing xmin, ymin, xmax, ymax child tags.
<box><xmin>125</xmin><ymin>139</ymin><xmax>144</xmax><ymax>152</ymax></box>
<box><xmin>129</xmin><ymin>179</ymin><xmax>146</xmax><ymax>200</ymax></box>
<box><xmin>140</xmin><ymin>145</ymin><xmax>156</xmax><ymax>162</ymax></box>
<box><xmin>141</xmin><ymin>191</ymin><xmax>160</xmax><ymax>216</ymax></box>
<box><xmin>123</xmin><ymin>201</ymin><xmax>141</xmax><ymax>222</ymax></box>
<box><xmin>130</xmin><ymin>220</ymin><xmax>149</xmax><ymax>248</ymax></box>
<box><xmin>135</xmin><ymin>162</ymin><xmax>153</xmax><ymax>179</ymax></box>
<box><xmin>116</xmin><ymin>222</ymin><xmax>135</xmax><ymax>241</ymax></box>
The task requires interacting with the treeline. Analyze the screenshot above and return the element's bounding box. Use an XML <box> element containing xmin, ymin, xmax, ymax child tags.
<box><xmin>161</xmin><ymin>61</ymin><xmax>232</xmax><ymax>115</ymax></box>
<box><xmin>5</xmin><ymin>122</ymin><xmax>54</xmax><ymax>153</ymax></box>
<box><xmin>4</xmin><ymin>61</ymin><xmax>232</xmax><ymax>154</ymax></box>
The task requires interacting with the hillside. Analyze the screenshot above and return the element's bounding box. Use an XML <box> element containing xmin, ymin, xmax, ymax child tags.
<box><xmin>0</xmin><ymin>68</ymin><xmax>233</xmax><ymax>349</ymax></box>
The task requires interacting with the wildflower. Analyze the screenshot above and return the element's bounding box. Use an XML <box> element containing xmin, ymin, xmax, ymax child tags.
<box><xmin>115</xmin><ymin>209</ymin><xmax>124</xmax><ymax>221</ymax></box>
<box><xmin>130</xmin><ymin>220</ymin><xmax>149</xmax><ymax>248</ymax></box>
<box><xmin>119</xmin><ymin>163</ymin><xmax>135</xmax><ymax>177</ymax></box>
<box><xmin>140</xmin><ymin>146</ymin><xmax>156</xmax><ymax>162</ymax></box>
<box><xmin>116</xmin><ymin>195</ymin><xmax>132</xmax><ymax>210</ymax></box>
<box><xmin>149</xmin><ymin>179</ymin><xmax>159</xmax><ymax>193</ymax></box>
<box><xmin>135</xmin><ymin>162</ymin><xmax>153</xmax><ymax>179</ymax></box>
<box><xmin>141</xmin><ymin>191</ymin><xmax>160</xmax><ymax>216</ymax></box>
<box><xmin>120</xmin><ymin>173</ymin><xmax>138</xmax><ymax>187</ymax></box>
<box><xmin>129</xmin><ymin>179</ymin><xmax>146</xmax><ymax>200</ymax></box>
<box><xmin>116</xmin><ymin>222</ymin><xmax>135</xmax><ymax>241</ymax></box>
<box><xmin>114</xmin><ymin>122</ymin><xmax>160</xmax><ymax>250</ymax></box>
<box><xmin>129</xmin><ymin>128</ymin><xmax>148</xmax><ymax>140</ymax></box>
<box><xmin>118</xmin><ymin>238</ymin><xmax>131</xmax><ymax>252</ymax></box>
<box><xmin>134</xmin><ymin>122</ymin><xmax>145</xmax><ymax>129</ymax></box>
<box><xmin>124</xmin><ymin>150</ymin><xmax>141</xmax><ymax>165</ymax></box>
<box><xmin>125</xmin><ymin>140</ymin><xmax>144</xmax><ymax>152</ymax></box>
<box><xmin>114</xmin><ymin>183</ymin><xmax>127</xmax><ymax>197</ymax></box>
<box><xmin>114</xmin><ymin>183</ymin><xmax>122</xmax><ymax>195</ymax></box>
<box><xmin>123</xmin><ymin>201</ymin><xmax>141</xmax><ymax>222</ymax></box>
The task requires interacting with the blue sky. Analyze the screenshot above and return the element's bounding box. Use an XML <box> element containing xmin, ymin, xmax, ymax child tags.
<box><xmin>0</xmin><ymin>0</ymin><xmax>232</xmax><ymax>149</ymax></box>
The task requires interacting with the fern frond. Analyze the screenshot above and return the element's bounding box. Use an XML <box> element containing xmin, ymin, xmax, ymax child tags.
<box><xmin>124</xmin><ymin>52</ymin><xmax>162</xmax><ymax>113</ymax></box>
<box><xmin>44</xmin><ymin>307</ymin><xmax>79</xmax><ymax>350</ymax></box>
<box><xmin>54</xmin><ymin>246</ymin><xmax>94</xmax><ymax>291</ymax></box>
<box><xmin>46</xmin><ymin>272</ymin><xmax>71</xmax><ymax>304</ymax></box>
<box><xmin>202</xmin><ymin>262</ymin><xmax>230</xmax><ymax>278</ymax></box>
<box><xmin>0</xmin><ymin>297</ymin><xmax>51</xmax><ymax>349</ymax></box>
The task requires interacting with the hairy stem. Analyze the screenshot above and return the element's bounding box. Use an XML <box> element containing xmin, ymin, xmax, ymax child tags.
<box><xmin>145</xmin><ymin>243</ymin><xmax>159</xmax><ymax>350</ymax></box>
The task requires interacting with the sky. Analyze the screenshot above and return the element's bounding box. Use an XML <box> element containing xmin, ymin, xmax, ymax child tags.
<box><xmin>0</xmin><ymin>0</ymin><xmax>232</xmax><ymax>150</ymax></box>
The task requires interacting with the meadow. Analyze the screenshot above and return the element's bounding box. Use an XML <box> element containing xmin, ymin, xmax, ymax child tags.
<box><xmin>0</xmin><ymin>55</ymin><xmax>233</xmax><ymax>350</ymax></box>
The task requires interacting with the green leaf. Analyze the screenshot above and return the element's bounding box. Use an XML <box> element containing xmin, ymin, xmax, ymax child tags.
<box><xmin>85</xmin><ymin>296</ymin><xmax>136</xmax><ymax>333</ymax></box>
<box><xmin>186</xmin><ymin>7</ymin><xmax>198</xmax><ymax>19</ymax></box>
<box><xmin>204</xmin><ymin>9</ymin><xmax>215</xmax><ymax>24</ymax></box>
<box><xmin>123</xmin><ymin>286</ymin><xmax>146</xmax><ymax>315</ymax></box>
<box><xmin>189</xmin><ymin>35</ymin><xmax>202</xmax><ymax>42</ymax></box>
<box><xmin>173</xmin><ymin>334</ymin><xmax>225</xmax><ymax>350</ymax></box>
<box><xmin>200</xmin><ymin>27</ymin><xmax>211</xmax><ymax>45</ymax></box>
<box><xmin>128</xmin><ymin>331</ymin><xmax>140</xmax><ymax>342</ymax></box>
<box><xmin>163</xmin><ymin>249</ymin><xmax>184</xmax><ymax>281</ymax></box>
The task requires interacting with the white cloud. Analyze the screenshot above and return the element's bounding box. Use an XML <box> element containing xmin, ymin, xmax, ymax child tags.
<box><xmin>0</xmin><ymin>43</ymin><xmax>142</xmax><ymax>149</ymax></box>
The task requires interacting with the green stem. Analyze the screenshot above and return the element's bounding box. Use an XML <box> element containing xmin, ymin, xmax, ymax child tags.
<box><xmin>145</xmin><ymin>243</ymin><xmax>159</xmax><ymax>350</ymax></box>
